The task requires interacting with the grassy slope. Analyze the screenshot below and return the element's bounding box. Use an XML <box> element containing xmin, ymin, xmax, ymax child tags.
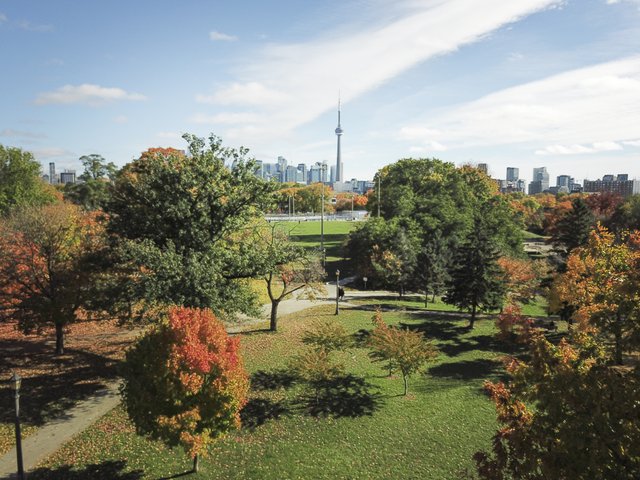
<box><xmin>33</xmin><ymin>304</ymin><xmax>520</xmax><ymax>480</ymax></box>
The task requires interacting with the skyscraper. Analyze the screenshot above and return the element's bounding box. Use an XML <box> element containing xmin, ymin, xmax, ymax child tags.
<box><xmin>506</xmin><ymin>167</ymin><xmax>519</xmax><ymax>182</ymax></box>
<box><xmin>335</xmin><ymin>99</ymin><xmax>344</xmax><ymax>184</ymax></box>
<box><xmin>528</xmin><ymin>167</ymin><xmax>550</xmax><ymax>194</ymax></box>
<box><xmin>49</xmin><ymin>162</ymin><xmax>56</xmax><ymax>184</ymax></box>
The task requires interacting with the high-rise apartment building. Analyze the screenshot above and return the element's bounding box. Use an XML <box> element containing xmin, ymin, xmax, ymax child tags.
<box><xmin>506</xmin><ymin>167</ymin><xmax>519</xmax><ymax>182</ymax></box>
<box><xmin>49</xmin><ymin>162</ymin><xmax>56</xmax><ymax>184</ymax></box>
<box><xmin>477</xmin><ymin>163</ymin><xmax>489</xmax><ymax>175</ymax></box>
<box><xmin>583</xmin><ymin>174</ymin><xmax>639</xmax><ymax>197</ymax></box>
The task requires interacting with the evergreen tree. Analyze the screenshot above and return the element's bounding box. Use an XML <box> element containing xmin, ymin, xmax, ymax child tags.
<box><xmin>552</xmin><ymin>197</ymin><xmax>595</xmax><ymax>256</ymax></box>
<box><xmin>415</xmin><ymin>231</ymin><xmax>448</xmax><ymax>307</ymax></box>
<box><xmin>444</xmin><ymin>218</ymin><xmax>506</xmax><ymax>328</ymax></box>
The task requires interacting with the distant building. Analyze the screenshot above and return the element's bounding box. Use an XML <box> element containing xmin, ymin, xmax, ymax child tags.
<box><xmin>477</xmin><ymin>163</ymin><xmax>489</xmax><ymax>175</ymax></box>
<box><xmin>506</xmin><ymin>167</ymin><xmax>519</xmax><ymax>182</ymax></box>
<box><xmin>49</xmin><ymin>162</ymin><xmax>56</xmax><ymax>184</ymax></box>
<box><xmin>59</xmin><ymin>170</ymin><xmax>76</xmax><ymax>185</ymax></box>
<box><xmin>528</xmin><ymin>167</ymin><xmax>550</xmax><ymax>194</ymax></box>
<box><xmin>583</xmin><ymin>174</ymin><xmax>640</xmax><ymax>197</ymax></box>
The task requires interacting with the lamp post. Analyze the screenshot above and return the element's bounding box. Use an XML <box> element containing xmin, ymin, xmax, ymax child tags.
<box><xmin>377</xmin><ymin>174</ymin><xmax>381</xmax><ymax>218</ymax></box>
<box><xmin>321</xmin><ymin>165</ymin><xmax>326</xmax><ymax>267</ymax></box>
<box><xmin>10</xmin><ymin>371</ymin><xmax>25</xmax><ymax>480</ymax></box>
<box><xmin>363</xmin><ymin>276</ymin><xmax>368</xmax><ymax>290</ymax></box>
<box><xmin>335</xmin><ymin>269</ymin><xmax>340</xmax><ymax>315</ymax></box>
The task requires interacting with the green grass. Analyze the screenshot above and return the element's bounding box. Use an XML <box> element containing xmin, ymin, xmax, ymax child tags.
<box><xmin>350</xmin><ymin>295</ymin><xmax>550</xmax><ymax>318</ymax></box>
<box><xmin>32</xmin><ymin>304</ymin><xmax>530</xmax><ymax>480</ymax></box>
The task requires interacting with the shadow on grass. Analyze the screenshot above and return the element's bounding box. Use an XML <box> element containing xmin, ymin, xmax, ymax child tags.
<box><xmin>241</xmin><ymin>397</ymin><xmax>290</xmax><ymax>430</ymax></box>
<box><xmin>251</xmin><ymin>369</ymin><xmax>296</xmax><ymax>391</ymax></box>
<box><xmin>0</xmin><ymin>342</ymin><xmax>120</xmax><ymax>427</ymax></box>
<box><xmin>27</xmin><ymin>460</ymin><xmax>143</xmax><ymax>480</ymax></box>
<box><xmin>296</xmin><ymin>374</ymin><xmax>382</xmax><ymax>418</ymax></box>
<box><xmin>428</xmin><ymin>358</ymin><xmax>504</xmax><ymax>381</ymax></box>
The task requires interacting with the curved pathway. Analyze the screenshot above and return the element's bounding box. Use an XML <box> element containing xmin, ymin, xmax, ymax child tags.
<box><xmin>0</xmin><ymin>282</ymin><xmax>362</xmax><ymax>479</ymax></box>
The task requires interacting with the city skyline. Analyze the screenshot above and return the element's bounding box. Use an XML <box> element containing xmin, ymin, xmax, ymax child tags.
<box><xmin>1</xmin><ymin>1</ymin><xmax>640</xmax><ymax>184</ymax></box>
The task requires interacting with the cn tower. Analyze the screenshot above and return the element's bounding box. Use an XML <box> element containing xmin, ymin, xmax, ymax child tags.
<box><xmin>335</xmin><ymin>98</ymin><xmax>344</xmax><ymax>183</ymax></box>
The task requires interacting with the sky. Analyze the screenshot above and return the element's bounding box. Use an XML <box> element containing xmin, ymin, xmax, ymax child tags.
<box><xmin>1</xmin><ymin>0</ymin><xmax>639</xmax><ymax>186</ymax></box>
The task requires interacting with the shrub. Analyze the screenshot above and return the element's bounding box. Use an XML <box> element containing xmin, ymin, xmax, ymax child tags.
<box><xmin>120</xmin><ymin>306</ymin><xmax>249</xmax><ymax>473</ymax></box>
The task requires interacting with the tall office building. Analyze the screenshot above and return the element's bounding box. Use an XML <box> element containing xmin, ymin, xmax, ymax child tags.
<box><xmin>506</xmin><ymin>167</ymin><xmax>519</xmax><ymax>182</ymax></box>
<box><xmin>49</xmin><ymin>162</ymin><xmax>56</xmax><ymax>184</ymax></box>
<box><xmin>335</xmin><ymin>100</ymin><xmax>344</xmax><ymax>183</ymax></box>
<box><xmin>477</xmin><ymin>163</ymin><xmax>489</xmax><ymax>175</ymax></box>
<box><xmin>529</xmin><ymin>167</ymin><xmax>550</xmax><ymax>194</ymax></box>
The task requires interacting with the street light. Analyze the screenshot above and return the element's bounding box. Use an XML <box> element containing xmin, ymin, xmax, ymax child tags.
<box><xmin>363</xmin><ymin>276</ymin><xmax>368</xmax><ymax>290</ymax></box>
<box><xmin>320</xmin><ymin>164</ymin><xmax>327</xmax><ymax>267</ymax></box>
<box><xmin>10</xmin><ymin>371</ymin><xmax>25</xmax><ymax>480</ymax></box>
<box><xmin>335</xmin><ymin>269</ymin><xmax>340</xmax><ymax>315</ymax></box>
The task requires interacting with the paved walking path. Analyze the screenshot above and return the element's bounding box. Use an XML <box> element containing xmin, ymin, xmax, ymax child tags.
<box><xmin>0</xmin><ymin>382</ymin><xmax>121</xmax><ymax>479</ymax></box>
<box><xmin>0</xmin><ymin>279</ymin><xmax>364</xmax><ymax>479</ymax></box>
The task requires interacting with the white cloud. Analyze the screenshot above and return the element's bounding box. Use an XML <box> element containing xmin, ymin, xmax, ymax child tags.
<box><xmin>399</xmin><ymin>55</ymin><xmax>640</xmax><ymax>154</ymax></box>
<box><xmin>17</xmin><ymin>20</ymin><xmax>53</xmax><ymax>32</ymax></box>
<box><xmin>0</xmin><ymin>129</ymin><xmax>46</xmax><ymax>140</ymax></box>
<box><xmin>623</xmin><ymin>139</ymin><xmax>640</xmax><ymax>146</ymax></box>
<box><xmin>0</xmin><ymin>13</ymin><xmax>7</xmax><ymax>23</ymax></box>
<box><xmin>196</xmin><ymin>0</ymin><xmax>560</xmax><ymax>139</ymax></box>
<box><xmin>35</xmin><ymin>84</ymin><xmax>147</xmax><ymax>106</ymax></box>
<box><xmin>156</xmin><ymin>131</ymin><xmax>181</xmax><ymax>139</ymax></box>
<box><xmin>209</xmin><ymin>30</ymin><xmax>237</xmax><ymax>42</ymax></box>
<box><xmin>113</xmin><ymin>115</ymin><xmax>128</xmax><ymax>124</ymax></box>
<box><xmin>196</xmin><ymin>82</ymin><xmax>289</xmax><ymax>106</ymax></box>
<box><xmin>535</xmin><ymin>142</ymin><xmax>623</xmax><ymax>155</ymax></box>
<box><xmin>32</xmin><ymin>147</ymin><xmax>72</xmax><ymax>159</ymax></box>
<box><xmin>190</xmin><ymin>112</ymin><xmax>262</xmax><ymax>124</ymax></box>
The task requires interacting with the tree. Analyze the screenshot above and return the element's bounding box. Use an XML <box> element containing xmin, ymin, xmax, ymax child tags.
<box><xmin>370</xmin><ymin>225</ymin><xmax>418</xmax><ymax>297</ymax></box>
<box><xmin>555</xmin><ymin>226</ymin><xmax>640</xmax><ymax>364</ymax></box>
<box><xmin>551</xmin><ymin>197</ymin><xmax>595</xmax><ymax>257</ymax></box>
<box><xmin>253</xmin><ymin>223</ymin><xmax>325</xmax><ymax>331</ymax></box>
<box><xmin>415</xmin><ymin>231</ymin><xmax>448</xmax><ymax>307</ymax></box>
<box><xmin>475</xmin><ymin>332</ymin><xmax>640</xmax><ymax>480</ymax></box>
<box><xmin>104</xmin><ymin>134</ymin><xmax>274</xmax><ymax>320</ymax></box>
<box><xmin>78</xmin><ymin>154</ymin><xmax>118</xmax><ymax>181</ymax></box>
<box><xmin>121</xmin><ymin>306</ymin><xmax>249</xmax><ymax>473</ymax></box>
<box><xmin>609</xmin><ymin>194</ymin><xmax>640</xmax><ymax>233</ymax></box>
<box><xmin>368</xmin><ymin>310</ymin><xmax>437</xmax><ymax>395</ymax></box>
<box><xmin>0</xmin><ymin>145</ymin><xmax>58</xmax><ymax>215</ymax></box>
<box><xmin>64</xmin><ymin>154</ymin><xmax>118</xmax><ymax>210</ymax></box>
<box><xmin>445</xmin><ymin>218</ymin><xmax>506</xmax><ymax>328</ymax></box>
<box><xmin>497</xmin><ymin>257</ymin><xmax>540</xmax><ymax>305</ymax></box>
<box><xmin>0</xmin><ymin>203</ymin><xmax>104</xmax><ymax>354</ymax></box>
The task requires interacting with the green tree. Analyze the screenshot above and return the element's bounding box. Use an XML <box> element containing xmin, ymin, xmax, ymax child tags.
<box><xmin>552</xmin><ymin>197</ymin><xmax>595</xmax><ymax>257</ymax></box>
<box><xmin>78</xmin><ymin>154</ymin><xmax>117</xmax><ymax>181</ymax></box>
<box><xmin>104</xmin><ymin>134</ymin><xmax>274</xmax><ymax>321</ymax></box>
<box><xmin>369</xmin><ymin>310</ymin><xmax>437</xmax><ymax>395</ymax></box>
<box><xmin>445</xmin><ymin>217</ymin><xmax>506</xmax><ymax>328</ymax></box>
<box><xmin>64</xmin><ymin>154</ymin><xmax>118</xmax><ymax>210</ymax></box>
<box><xmin>0</xmin><ymin>145</ymin><xmax>58</xmax><ymax>215</ymax></box>
<box><xmin>415</xmin><ymin>231</ymin><xmax>448</xmax><ymax>306</ymax></box>
<box><xmin>253</xmin><ymin>222</ymin><xmax>326</xmax><ymax>331</ymax></box>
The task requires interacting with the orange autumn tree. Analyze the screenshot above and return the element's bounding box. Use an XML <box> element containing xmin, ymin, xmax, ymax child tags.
<box><xmin>475</xmin><ymin>332</ymin><xmax>640</xmax><ymax>479</ymax></box>
<box><xmin>555</xmin><ymin>225</ymin><xmax>640</xmax><ymax>364</ymax></box>
<box><xmin>0</xmin><ymin>203</ymin><xmax>104</xmax><ymax>354</ymax></box>
<box><xmin>121</xmin><ymin>306</ymin><xmax>249</xmax><ymax>473</ymax></box>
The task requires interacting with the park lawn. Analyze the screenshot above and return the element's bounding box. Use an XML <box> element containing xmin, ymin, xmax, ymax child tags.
<box><xmin>249</xmin><ymin>220</ymin><xmax>358</xmax><ymax>302</ymax></box>
<box><xmin>349</xmin><ymin>294</ymin><xmax>550</xmax><ymax>318</ymax></box>
<box><xmin>32</xmin><ymin>304</ymin><xmax>514</xmax><ymax>480</ymax></box>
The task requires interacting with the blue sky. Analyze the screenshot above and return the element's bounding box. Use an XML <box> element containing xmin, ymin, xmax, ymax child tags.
<box><xmin>1</xmin><ymin>0</ymin><xmax>639</xmax><ymax>185</ymax></box>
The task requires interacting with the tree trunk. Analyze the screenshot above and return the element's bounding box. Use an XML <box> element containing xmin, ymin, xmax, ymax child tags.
<box><xmin>402</xmin><ymin>373</ymin><xmax>408</xmax><ymax>396</ymax></box>
<box><xmin>55</xmin><ymin>322</ymin><xmax>64</xmax><ymax>355</ymax></box>
<box><xmin>193</xmin><ymin>454</ymin><xmax>199</xmax><ymax>473</ymax></box>
<box><xmin>432</xmin><ymin>292</ymin><xmax>436</xmax><ymax>303</ymax></box>
<box><xmin>270</xmin><ymin>301</ymin><xmax>280</xmax><ymax>332</ymax></box>
<box><xmin>424</xmin><ymin>293</ymin><xmax>428</xmax><ymax>308</ymax></box>
<box><xmin>469</xmin><ymin>304</ymin><xmax>477</xmax><ymax>329</ymax></box>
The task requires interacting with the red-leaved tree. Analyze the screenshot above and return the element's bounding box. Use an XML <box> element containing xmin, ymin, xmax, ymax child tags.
<box><xmin>121</xmin><ymin>306</ymin><xmax>249</xmax><ymax>473</ymax></box>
